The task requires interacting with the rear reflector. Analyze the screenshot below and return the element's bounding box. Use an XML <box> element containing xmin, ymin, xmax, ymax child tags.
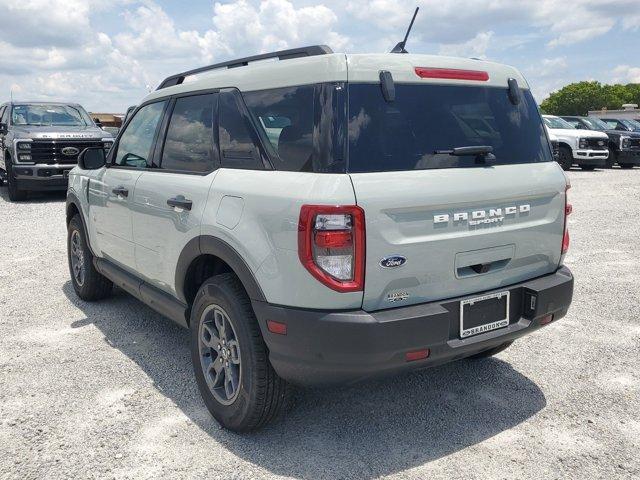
<box><xmin>314</xmin><ymin>230</ymin><xmax>352</xmax><ymax>249</ymax></box>
<box><xmin>414</xmin><ymin>67</ymin><xmax>489</xmax><ymax>81</ymax></box>
<box><xmin>539</xmin><ymin>314</ymin><xmax>554</xmax><ymax>325</ymax></box>
<box><xmin>405</xmin><ymin>349</ymin><xmax>430</xmax><ymax>362</ymax></box>
<box><xmin>267</xmin><ymin>320</ymin><xmax>287</xmax><ymax>335</ymax></box>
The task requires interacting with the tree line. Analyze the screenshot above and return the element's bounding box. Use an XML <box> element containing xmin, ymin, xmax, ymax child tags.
<box><xmin>540</xmin><ymin>81</ymin><xmax>640</xmax><ymax>116</ymax></box>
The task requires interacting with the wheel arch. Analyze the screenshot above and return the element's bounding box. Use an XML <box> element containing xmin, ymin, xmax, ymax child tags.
<box><xmin>176</xmin><ymin>236</ymin><xmax>266</xmax><ymax>309</ymax></box>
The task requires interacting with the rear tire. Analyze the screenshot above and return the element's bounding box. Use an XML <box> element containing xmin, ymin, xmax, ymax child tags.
<box><xmin>190</xmin><ymin>273</ymin><xmax>291</xmax><ymax>432</ymax></box>
<box><xmin>558</xmin><ymin>146</ymin><xmax>573</xmax><ymax>171</ymax></box>
<box><xmin>6</xmin><ymin>158</ymin><xmax>27</xmax><ymax>202</ymax></box>
<box><xmin>467</xmin><ymin>341</ymin><xmax>514</xmax><ymax>359</ymax></box>
<box><xmin>67</xmin><ymin>214</ymin><xmax>113</xmax><ymax>301</ymax></box>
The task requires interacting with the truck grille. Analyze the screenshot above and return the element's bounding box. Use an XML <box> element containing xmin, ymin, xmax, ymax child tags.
<box><xmin>585</xmin><ymin>138</ymin><xmax>608</xmax><ymax>150</ymax></box>
<box><xmin>30</xmin><ymin>140</ymin><xmax>106</xmax><ymax>165</ymax></box>
<box><xmin>629</xmin><ymin>138</ymin><xmax>640</xmax><ymax>149</ymax></box>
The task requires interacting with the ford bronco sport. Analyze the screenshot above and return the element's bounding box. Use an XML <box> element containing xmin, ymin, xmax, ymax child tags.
<box><xmin>0</xmin><ymin>101</ymin><xmax>113</xmax><ymax>201</ymax></box>
<box><xmin>66</xmin><ymin>45</ymin><xmax>574</xmax><ymax>431</ymax></box>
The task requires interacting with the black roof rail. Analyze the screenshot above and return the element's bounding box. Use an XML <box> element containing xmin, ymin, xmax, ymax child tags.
<box><xmin>156</xmin><ymin>45</ymin><xmax>334</xmax><ymax>90</ymax></box>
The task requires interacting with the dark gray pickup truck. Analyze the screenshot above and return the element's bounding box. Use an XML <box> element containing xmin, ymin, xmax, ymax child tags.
<box><xmin>0</xmin><ymin>102</ymin><xmax>113</xmax><ymax>201</ymax></box>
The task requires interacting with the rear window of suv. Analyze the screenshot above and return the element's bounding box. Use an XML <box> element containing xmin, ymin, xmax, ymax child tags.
<box><xmin>347</xmin><ymin>84</ymin><xmax>552</xmax><ymax>173</ymax></box>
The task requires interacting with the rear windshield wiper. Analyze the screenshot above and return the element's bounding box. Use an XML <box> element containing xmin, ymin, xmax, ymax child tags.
<box><xmin>435</xmin><ymin>145</ymin><xmax>496</xmax><ymax>164</ymax></box>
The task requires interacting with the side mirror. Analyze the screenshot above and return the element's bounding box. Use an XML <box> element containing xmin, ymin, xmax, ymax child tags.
<box><xmin>78</xmin><ymin>147</ymin><xmax>106</xmax><ymax>170</ymax></box>
<box><xmin>0</xmin><ymin>122</ymin><xmax>7</xmax><ymax>134</ymax></box>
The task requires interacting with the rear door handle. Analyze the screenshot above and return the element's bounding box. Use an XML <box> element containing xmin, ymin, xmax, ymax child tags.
<box><xmin>167</xmin><ymin>195</ymin><xmax>193</xmax><ymax>211</ymax></box>
<box><xmin>112</xmin><ymin>186</ymin><xmax>129</xmax><ymax>197</ymax></box>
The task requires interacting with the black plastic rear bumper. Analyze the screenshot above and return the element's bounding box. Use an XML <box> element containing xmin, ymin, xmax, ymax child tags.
<box><xmin>253</xmin><ymin>266</ymin><xmax>574</xmax><ymax>386</ymax></box>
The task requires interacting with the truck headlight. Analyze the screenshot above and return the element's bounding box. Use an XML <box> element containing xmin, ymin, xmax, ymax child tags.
<box><xmin>578</xmin><ymin>138</ymin><xmax>589</xmax><ymax>149</ymax></box>
<box><xmin>103</xmin><ymin>141</ymin><xmax>113</xmax><ymax>151</ymax></box>
<box><xmin>18</xmin><ymin>154</ymin><xmax>33</xmax><ymax>162</ymax></box>
<box><xmin>621</xmin><ymin>136</ymin><xmax>631</xmax><ymax>149</ymax></box>
<box><xmin>17</xmin><ymin>142</ymin><xmax>31</xmax><ymax>150</ymax></box>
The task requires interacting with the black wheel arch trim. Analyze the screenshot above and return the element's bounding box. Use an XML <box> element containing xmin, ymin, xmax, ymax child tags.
<box><xmin>175</xmin><ymin>235</ymin><xmax>266</xmax><ymax>304</ymax></box>
<box><xmin>66</xmin><ymin>192</ymin><xmax>97</xmax><ymax>257</ymax></box>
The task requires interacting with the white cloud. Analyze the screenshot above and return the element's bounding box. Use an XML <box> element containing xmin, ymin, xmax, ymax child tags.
<box><xmin>611</xmin><ymin>65</ymin><xmax>640</xmax><ymax>83</ymax></box>
<box><xmin>438</xmin><ymin>31</ymin><xmax>494</xmax><ymax>59</ymax></box>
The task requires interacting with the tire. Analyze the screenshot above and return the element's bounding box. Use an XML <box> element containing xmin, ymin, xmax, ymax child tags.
<box><xmin>605</xmin><ymin>151</ymin><xmax>616</xmax><ymax>169</ymax></box>
<box><xmin>190</xmin><ymin>273</ymin><xmax>291</xmax><ymax>432</ymax></box>
<box><xmin>6</xmin><ymin>158</ymin><xmax>27</xmax><ymax>201</ymax></box>
<box><xmin>67</xmin><ymin>214</ymin><xmax>113</xmax><ymax>301</ymax></box>
<box><xmin>467</xmin><ymin>340</ymin><xmax>514</xmax><ymax>359</ymax></box>
<box><xmin>620</xmin><ymin>163</ymin><xmax>634</xmax><ymax>169</ymax></box>
<box><xmin>580</xmin><ymin>165</ymin><xmax>596</xmax><ymax>171</ymax></box>
<box><xmin>558</xmin><ymin>146</ymin><xmax>573</xmax><ymax>171</ymax></box>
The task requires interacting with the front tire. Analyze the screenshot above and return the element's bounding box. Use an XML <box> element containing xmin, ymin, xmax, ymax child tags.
<box><xmin>190</xmin><ymin>273</ymin><xmax>291</xmax><ymax>432</ymax></box>
<box><xmin>67</xmin><ymin>215</ymin><xmax>113</xmax><ymax>301</ymax></box>
<box><xmin>6</xmin><ymin>158</ymin><xmax>27</xmax><ymax>201</ymax></box>
<box><xmin>620</xmin><ymin>163</ymin><xmax>634</xmax><ymax>169</ymax></box>
<box><xmin>558</xmin><ymin>146</ymin><xmax>573</xmax><ymax>171</ymax></box>
<box><xmin>580</xmin><ymin>165</ymin><xmax>596</xmax><ymax>171</ymax></box>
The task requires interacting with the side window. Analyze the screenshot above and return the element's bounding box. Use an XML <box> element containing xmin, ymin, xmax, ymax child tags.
<box><xmin>218</xmin><ymin>90</ymin><xmax>264</xmax><ymax>170</ymax></box>
<box><xmin>114</xmin><ymin>101</ymin><xmax>166</xmax><ymax>168</ymax></box>
<box><xmin>0</xmin><ymin>106</ymin><xmax>8</xmax><ymax>124</ymax></box>
<box><xmin>244</xmin><ymin>86</ymin><xmax>315</xmax><ymax>172</ymax></box>
<box><xmin>161</xmin><ymin>94</ymin><xmax>216</xmax><ymax>173</ymax></box>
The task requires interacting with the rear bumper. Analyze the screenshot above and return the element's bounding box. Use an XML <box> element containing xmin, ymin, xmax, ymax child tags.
<box><xmin>12</xmin><ymin>163</ymin><xmax>72</xmax><ymax>191</ymax></box>
<box><xmin>253</xmin><ymin>266</ymin><xmax>574</xmax><ymax>386</ymax></box>
<box><xmin>617</xmin><ymin>150</ymin><xmax>640</xmax><ymax>165</ymax></box>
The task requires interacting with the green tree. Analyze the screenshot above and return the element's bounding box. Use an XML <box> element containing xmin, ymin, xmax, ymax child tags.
<box><xmin>540</xmin><ymin>81</ymin><xmax>639</xmax><ymax>115</ymax></box>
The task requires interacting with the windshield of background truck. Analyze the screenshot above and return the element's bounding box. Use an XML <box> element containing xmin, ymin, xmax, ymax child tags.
<box><xmin>11</xmin><ymin>104</ymin><xmax>92</xmax><ymax>127</ymax></box>
<box><xmin>543</xmin><ymin>116</ymin><xmax>575</xmax><ymax>130</ymax></box>
<box><xmin>347</xmin><ymin>84</ymin><xmax>553</xmax><ymax>172</ymax></box>
<box><xmin>582</xmin><ymin>117</ymin><xmax>610</xmax><ymax>130</ymax></box>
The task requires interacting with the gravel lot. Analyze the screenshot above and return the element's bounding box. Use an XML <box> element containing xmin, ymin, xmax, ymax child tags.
<box><xmin>1</xmin><ymin>168</ymin><xmax>639</xmax><ymax>480</ymax></box>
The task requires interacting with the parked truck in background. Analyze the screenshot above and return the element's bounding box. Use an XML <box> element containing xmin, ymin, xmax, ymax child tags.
<box><xmin>0</xmin><ymin>101</ymin><xmax>113</xmax><ymax>201</ymax></box>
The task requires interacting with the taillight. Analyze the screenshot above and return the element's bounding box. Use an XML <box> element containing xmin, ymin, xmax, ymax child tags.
<box><xmin>298</xmin><ymin>205</ymin><xmax>365</xmax><ymax>292</ymax></box>
<box><xmin>414</xmin><ymin>67</ymin><xmax>489</xmax><ymax>81</ymax></box>
<box><xmin>561</xmin><ymin>178</ymin><xmax>572</xmax><ymax>259</ymax></box>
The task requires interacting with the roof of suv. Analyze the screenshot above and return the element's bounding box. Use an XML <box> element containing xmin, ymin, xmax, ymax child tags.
<box><xmin>143</xmin><ymin>52</ymin><xmax>529</xmax><ymax>104</ymax></box>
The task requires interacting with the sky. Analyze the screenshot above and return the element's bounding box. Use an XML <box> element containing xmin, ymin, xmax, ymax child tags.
<box><xmin>0</xmin><ymin>0</ymin><xmax>639</xmax><ymax>113</ymax></box>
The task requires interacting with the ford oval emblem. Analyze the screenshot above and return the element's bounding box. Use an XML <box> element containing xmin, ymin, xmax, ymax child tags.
<box><xmin>379</xmin><ymin>255</ymin><xmax>407</xmax><ymax>269</ymax></box>
<box><xmin>62</xmin><ymin>146</ymin><xmax>80</xmax><ymax>156</ymax></box>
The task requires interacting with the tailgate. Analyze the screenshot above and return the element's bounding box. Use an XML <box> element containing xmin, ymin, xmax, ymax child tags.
<box><xmin>351</xmin><ymin>162</ymin><xmax>566</xmax><ymax>311</ymax></box>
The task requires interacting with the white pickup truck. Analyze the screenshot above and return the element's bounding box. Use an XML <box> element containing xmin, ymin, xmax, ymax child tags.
<box><xmin>543</xmin><ymin>115</ymin><xmax>609</xmax><ymax>170</ymax></box>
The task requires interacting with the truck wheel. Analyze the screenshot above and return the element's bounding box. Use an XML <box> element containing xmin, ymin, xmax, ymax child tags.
<box><xmin>581</xmin><ymin>165</ymin><xmax>596</xmax><ymax>171</ymax></box>
<box><xmin>67</xmin><ymin>214</ymin><xmax>113</xmax><ymax>301</ymax></box>
<box><xmin>605</xmin><ymin>151</ymin><xmax>616</xmax><ymax>169</ymax></box>
<box><xmin>467</xmin><ymin>340</ymin><xmax>514</xmax><ymax>359</ymax></box>
<box><xmin>620</xmin><ymin>163</ymin><xmax>634</xmax><ymax>169</ymax></box>
<box><xmin>190</xmin><ymin>273</ymin><xmax>291</xmax><ymax>432</ymax></box>
<box><xmin>558</xmin><ymin>146</ymin><xmax>573</xmax><ymax>171</ymax></box>
<box><xmin>6</xmin><ymin>158</ymin><xmax>27</xmax><ymax>201</ymax></box>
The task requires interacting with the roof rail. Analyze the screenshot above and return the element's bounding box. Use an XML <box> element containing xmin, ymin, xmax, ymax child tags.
<box><xmin>156</xmin><ymin>45</ymin><xmax>334</xmax><ymax>90</ymax></box>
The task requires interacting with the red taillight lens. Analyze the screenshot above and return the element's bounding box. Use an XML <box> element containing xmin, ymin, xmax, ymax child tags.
<box><xmin>562</xmin><ymin>180</ymin><xmax>572</xmax><ymax>256</ymax></box>
<box><xmin>315</xmin><ymin>230</ymin><xmax>352</xmax><ymax>249</ymax></box>
<box><xmin>414</xmin><ymin>67</ymin><xmax>489</xmax><ymax>81</ymax></box>
<box><xmin>267</xmin><ymin>320</ymin><xmax>287</xmax><ymax>335</ymax></box>
<box><xmin>405</xmin><ymin>349</ymin><xmax>430</xmax><ymax>362</ymax></box>
<box><xmin>298</xmin><ymin>205</ymin><xmax>365</xmax><ymax>292</ymax></box>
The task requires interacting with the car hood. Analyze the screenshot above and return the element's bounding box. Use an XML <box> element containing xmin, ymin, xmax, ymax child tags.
<box><xmin>11</xmin><ymin>125</ymin><xmax>111</xmax><ymax>140</ymax></box>
<box><xmin>548</xmin><ymin>128</ymin><xmax>608</xmax><ymax>139</ymax></box>
<box><xmin>603</xmin><ymin>129</ymin><xmax>640</xmax><ymax>138</ymax></box>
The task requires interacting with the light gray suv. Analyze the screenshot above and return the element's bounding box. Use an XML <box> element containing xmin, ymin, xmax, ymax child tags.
<box><xmin>0</xmin><ymin>101</ymin><xmax>113</xmax><ymax>201</ymax></box>
<box><xmin>66</xmin><ymin>46</ymin><xmax>574</xmax><ymax>431</ymax></box>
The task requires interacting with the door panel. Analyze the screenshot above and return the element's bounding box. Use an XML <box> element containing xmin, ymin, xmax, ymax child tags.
<box><xmin>89</xmin><ymin>168</ymin><xmax>143</xmax><ymax>270</ymax></box>
<box><xmin>132</xmin><ymin>171</ymin><xmax>217</xmax><ymax>295</ymax></box>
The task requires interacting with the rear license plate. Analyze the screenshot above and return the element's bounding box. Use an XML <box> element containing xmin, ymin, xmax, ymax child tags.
<box><xmin>459</xmin><ymin>291</ymin><xmax>510</xmax><ymax>338</ymax></box>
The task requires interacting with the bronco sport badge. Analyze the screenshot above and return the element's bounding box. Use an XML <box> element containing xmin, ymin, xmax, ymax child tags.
<box><xmin>433</xmin><ymin>204</ymin><xmax>531</xmax><ymax>226</ymax></box>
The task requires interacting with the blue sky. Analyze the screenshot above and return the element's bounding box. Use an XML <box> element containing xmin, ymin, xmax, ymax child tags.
<box><xmin>1</xmin><ymin>0</ymin><xmax>639</xmax><ymax>112</ymax></box>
